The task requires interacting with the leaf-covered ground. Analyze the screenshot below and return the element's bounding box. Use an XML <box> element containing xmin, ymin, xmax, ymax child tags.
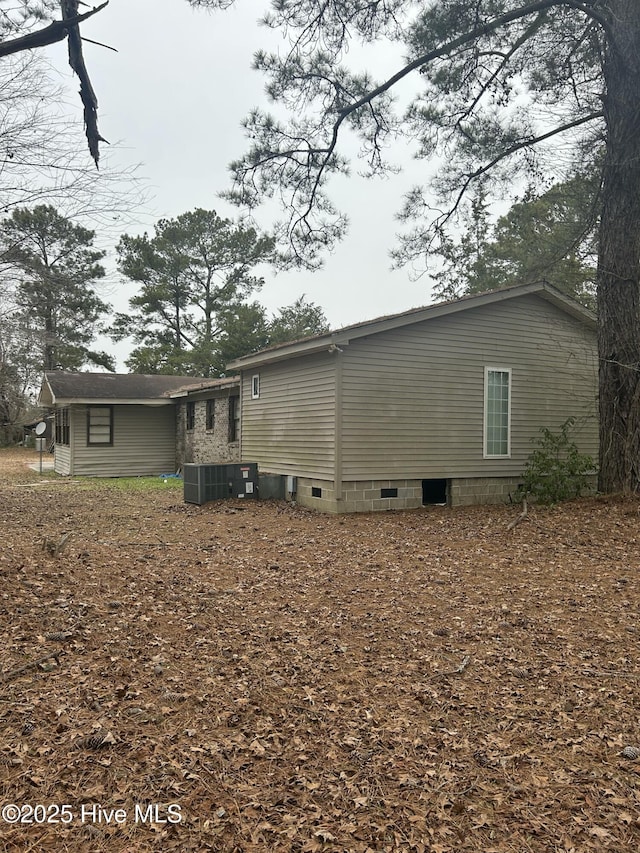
<box><xmin>1</xmin><ymin>447</ymin><xmax>640</xmax><ymax>852</ymax></box>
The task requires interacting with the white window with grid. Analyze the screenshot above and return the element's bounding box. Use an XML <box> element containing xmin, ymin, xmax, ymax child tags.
<box><xmin>484</xmin><ymin>367</ymin><xmax>511</xmax><ymax>458</ymax></box>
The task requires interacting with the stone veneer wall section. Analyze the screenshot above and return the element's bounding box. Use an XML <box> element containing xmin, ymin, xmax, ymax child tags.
<box><xmin>176</xmin><ymin>397</ymin><xmax>239</xmax><ymax>468</ymax></box>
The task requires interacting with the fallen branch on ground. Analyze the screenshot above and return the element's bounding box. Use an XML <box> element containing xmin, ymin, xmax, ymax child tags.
<box><xmin>1</xmin><ymin>650</ymin><xmax>66</xmax><ymax>683</ymax></box>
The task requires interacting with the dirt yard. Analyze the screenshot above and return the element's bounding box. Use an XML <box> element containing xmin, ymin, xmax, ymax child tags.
<box><xmin>1</xmin><ymin>447</ymin><xmax>640</xmax><ymax>852</ymax></box>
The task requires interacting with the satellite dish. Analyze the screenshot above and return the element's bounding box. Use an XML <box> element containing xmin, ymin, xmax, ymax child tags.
<box><xmin>35</xmin><ymin>422</ymin><xmax>46</xmax><ymax>436</ymax></box>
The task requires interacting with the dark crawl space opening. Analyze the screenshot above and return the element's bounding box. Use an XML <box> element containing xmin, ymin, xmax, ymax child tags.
<box><xmin>422</xmin><ymin>478</ymin><xmax>447</xmax><ymax>505</ymax></box>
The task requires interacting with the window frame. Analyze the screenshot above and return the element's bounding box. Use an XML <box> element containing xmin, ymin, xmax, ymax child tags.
<box><xmin>205</xmin><ymin>399</ymin><xmax>216</xmax><ymax>431</ymax></box>
<box><xmin>186</xmin><ymin>401</ymin><xmax>195</xmax><ymax>431</ymax></box>
<box><xmin>228</xmin><ymin>394</ymin><xmax>240</xmax><ymax>443</ymax></box>
<box><xmin>251</xmin><ymin>374</ymin><xmax>260</xmax><ymax>399</ymax></box>
<box><xmin>483</xmin><ymin>367</ymin><xmax>512</xmax><ymax>459</ymax></box>
<box><xmin>55</xmin><ymin>407</ymin><xmax>70</xmax><ymax>446</ymax></box>
<box><xmin>87</xmin><ymin>405</ymin><xmax>114</xmax><ymax>447</ymax></box>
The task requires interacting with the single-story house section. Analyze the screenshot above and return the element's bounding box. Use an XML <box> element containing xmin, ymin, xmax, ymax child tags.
<box><xmin>37</xmin><ymin>372</ymin><xmax>218</xmax><ymax>477</ymax></box>
<box><xmin>169</xmin><ymin>376</ymin><xmax>241</xmax><ymax>468</ymax></box>
<box><xmin>227</xmin><ymin>282</ymin><xmax>598</xmax><ymax>512</ymax></box>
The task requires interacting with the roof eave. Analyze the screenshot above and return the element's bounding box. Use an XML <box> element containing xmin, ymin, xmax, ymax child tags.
<box><xmin>227</xmin><ymin>281</ymin><xmax>596</xmax><ymax>371</ymax></box>
<box><xmin>227</xmin><ymin>335</ymin><xmax>349</xmax><ymax>370</ymax></box>
<box><xmin>536</xmin><ymin>284</ymin><xmax>597</xmax><ymax>327</ymax></box>
<box><xmin>43</xmin><ymin>397</ymin><xmax>175</xmax><ymax>406</ymax></box>
<box><xmin>167</xmin><ymin>377</ymin><xmax>241</xmax><ymax>399</ymax></box>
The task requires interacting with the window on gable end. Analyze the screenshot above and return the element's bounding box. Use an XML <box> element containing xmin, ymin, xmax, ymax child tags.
<box><xmin>55</xmin><ymin>408</ymin><xmax>70</xmax><ymax>446</ymax></box>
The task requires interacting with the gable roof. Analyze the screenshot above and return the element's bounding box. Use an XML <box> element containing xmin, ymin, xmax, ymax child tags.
<box><xmin>38</xmin><ymin>372</ymin><xmax>218</xmax><ymax>407</ymax></box>
<box><xmin>226</xmin><ymin>281</ymin><xmax>596</xmax><ymax>371</ymax></box>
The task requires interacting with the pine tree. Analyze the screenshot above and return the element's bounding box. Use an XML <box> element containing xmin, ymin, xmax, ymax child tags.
<box><xmin>1</xmin><ymin>205</ymin><xmax>112</xmax><ymax>373</ymax></box>
<box><xmin>113</xmin><ymin>209</ymin><xmax>275</xmax><ymax>376</ymax></box>
<box><xmin>199</xmin><ymin>0</ymin><xmax>640</xmax><ymax>494</ymax></box>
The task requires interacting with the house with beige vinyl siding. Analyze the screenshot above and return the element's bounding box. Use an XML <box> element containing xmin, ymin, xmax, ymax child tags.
<box><xmin>37</xmin><ymin>373</ymin><xmax>239</xmax><ymax>477</ymax></box>
<box><xmin>227</xmin><ymin>282</ymin><xmax>598</xmax><ymax>512</ymax></box>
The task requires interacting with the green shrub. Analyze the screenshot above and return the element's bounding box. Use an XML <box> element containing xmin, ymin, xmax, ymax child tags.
<box><xmin>517</xmin><ymin>417</ymin><xmax>595</xmax><ymax>504</ymax></box>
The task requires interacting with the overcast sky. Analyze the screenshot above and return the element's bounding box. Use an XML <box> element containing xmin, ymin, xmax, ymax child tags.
<box><xmin>44</xmin><ymin>0</ymin><xmax>440</xmax><ymax>368</ymax></box>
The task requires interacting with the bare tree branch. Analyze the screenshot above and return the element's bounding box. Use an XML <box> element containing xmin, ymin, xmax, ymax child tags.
<box><xmin>0</xmin><ymin>2</ymin><xmax>109</xmax><ymax>167</ymax></box>
<box><xmin>0</xmin><ymin>1</ymin><xmax>108</xmax><ymax>59</ymax></box>
<box><xmin>61</xmin><ymin>1</ymin><xmax>108</xmax><ymax>167</ymax></box>
<box><xmin>454</xmin><ymin>12</ymin><xmax>549</xmax><ymax>131</ymax></box>
<box><xmin>337</xmin><ymin>1</ymin><xmax>608</xmax><ymax>120</ymax></box>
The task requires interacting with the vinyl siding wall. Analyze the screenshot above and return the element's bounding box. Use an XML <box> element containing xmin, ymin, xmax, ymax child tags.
<box><xmin>239</xmin><ymin>352</ymin><xmax>336</xmax><ymax>478</ymax></box>
<box><xmin>339</xmin><ymin>295</ymin><xmax>597</xmax><ymax>480</ymax></box>
<box><xmin>65</xmin><ymin>404</ymin><xmax>178</xmax><ymax>476</ymax></box>
<box><xmin>54</xmin><ymin>443</ymin><xmax>71</xmax><ymax>476</ymax></box>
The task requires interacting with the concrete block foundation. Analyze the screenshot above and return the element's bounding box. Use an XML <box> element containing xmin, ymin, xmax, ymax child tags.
<box><xmin>290</xmin><ymin>475</ymin><xmax>525</xmax><ymax>513</ymax></box>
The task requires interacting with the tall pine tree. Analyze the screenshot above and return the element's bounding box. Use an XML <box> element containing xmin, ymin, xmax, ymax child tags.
<box><xmin>1</xmin><ymin>205</ymin><xmax>112</xmax><ymax>373</ymax></box>
<box><xmin>113</xmin><ymin>208</ymin><xmax>275</xmax><ymax>376</ymax></box>
<box><xmin>197</xmin><ymin>0</ymin><xmax>640</xmax><ymax>494</ymax></box>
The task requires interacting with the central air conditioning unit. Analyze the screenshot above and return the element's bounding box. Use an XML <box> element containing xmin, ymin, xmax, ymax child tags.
<box><xmin>183</xmin><ymin>463</ymin><xmax>230</xmax><ymax>505</ymax></box>
<box><xmin>183</xmin><ymin>463</ymin><xmax>259</xmax><ymax>505</ymax></box>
